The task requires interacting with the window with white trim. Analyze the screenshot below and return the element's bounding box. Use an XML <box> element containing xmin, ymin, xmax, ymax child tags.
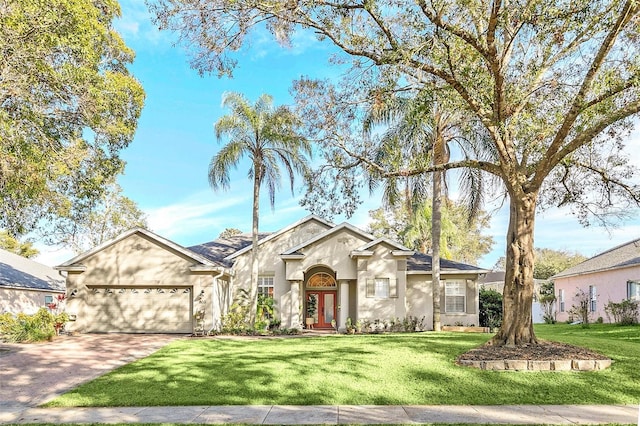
<box><xmin>628</xmin><ymin>281</ymin><xmax>640</xmax><ymax>301</ymax></box>
<box><xmin>257</xmin><ymin>276</ymin><xmax>274</xmax><ymax>297</ymax></box>
<box><xmin>559</xmin><ymin>289</ymin><xmax>565</xmax><ymax>312</ymax></box>
<box><xmin>375</xmin><ymin>278</ymin><xmax>390</xmax><ymax>298</ymax></box>
<box><xmin>366</xmin><ymin>278</ymin><xmax>397</xmax><ymax>298</ymax></box>
<box><xmin>445</xmin><ymin>281</ymin><xmax>466</xmax><ymax>313</ymax></box>
<box><xmin>589</xmin><ymin>285</ymin><xmax>597</xmax><ymax>312</ymax></box>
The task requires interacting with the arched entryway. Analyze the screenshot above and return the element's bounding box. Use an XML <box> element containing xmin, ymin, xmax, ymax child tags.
<box><xmin>304</xmin><ymin>267</ymin><xmax>337</xmax><ymax>329</ymax></box>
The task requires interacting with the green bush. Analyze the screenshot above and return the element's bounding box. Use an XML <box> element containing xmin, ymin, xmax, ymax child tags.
<box><xmin>479</xmin><ymin>287</ymin><xmax>503</xmax><ymax>330</ymax></box>
<box><xmin>220</xmin><ymin>303</ymin><xmax>252</xmax><ymax>334</ymax></box>
<box><xmin>0</xmin><ymin>308</ymin><xmax>68</xmax><ymax>343</ymax></box>
<box><xmin>605</xmin><ymin>299</ymin><xmax>639</xmax><ymax>325</ymax></box>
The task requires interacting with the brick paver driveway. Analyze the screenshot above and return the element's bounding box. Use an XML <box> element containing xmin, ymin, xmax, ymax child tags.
<box><xmin>0</xmin><ymin>333</ymin><xmax>181</xmax><ymax>409</ymax></box>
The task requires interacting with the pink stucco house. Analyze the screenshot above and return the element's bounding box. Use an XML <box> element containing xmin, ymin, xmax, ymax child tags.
<box><xmin>552</xmin><ymin>238</ymin><xmax>640</xmax><ymax>323</ymax></box>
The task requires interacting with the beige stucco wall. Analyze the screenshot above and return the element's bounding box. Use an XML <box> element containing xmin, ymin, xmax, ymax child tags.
<box><xmin>285</xmin><ymin>229</ymin><xmax>370</xmax><ymax>281</ymax></box>
<box><xmin>407</xmin><ymin>276</ymin><xmax>433</xmax><ymax>329</ymax></box>
<box><xmin>231</xmin><ymin>218</ymin><xmax>332</xmax><ymax>327</ymax></box>
<box><xmin>64</xmin><ymin>232</ymin><xmax>215</xmax><ymax>333</ymax></box>
<box><xmin>406</xmin><ymin>274</ymin><xmax>479</xmax><ymax>329</ymax></box>
<box><xmin>355</xmin><ymin>243</ymin><xmax>408</xmax><ymax>322</ymax></box>
<box><xmin>441</xmin><ymin>276</ymin><xmax>479</xmax><ymax>327</ymax></box>
<box><xmin>0</xmin><ymin>287</ymin><xmax>64</xmax><ymax>315</ymax></box>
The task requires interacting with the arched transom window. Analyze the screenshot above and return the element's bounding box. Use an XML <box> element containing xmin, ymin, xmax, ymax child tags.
<box><xmin>307</xmin><ymin>272</ymin><xmax>337</xmax><ymax>288</ymax></box>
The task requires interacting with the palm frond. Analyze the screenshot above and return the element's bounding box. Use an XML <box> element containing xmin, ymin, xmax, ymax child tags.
<box><xmin>208</xmin><ymin>140</ymin><xmax>247</xmax><ymax>191</ymax></box>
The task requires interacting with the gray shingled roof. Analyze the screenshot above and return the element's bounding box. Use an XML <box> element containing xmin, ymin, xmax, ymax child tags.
<box><xmin>552</xmin><ymin>237</ymin><xmax>640</xmax><ymax>279</ymax></box>
<box><xmin>407</xmin><ymin>252</ymin><xmax>485</xmax><ymax>272</ymax></box>
<box><xmin>190</xmin><ymin>232</ymin><xmax>483</xmax><ymax>274</ymax></box>
<box><xmin>0</xmin><ymin>249</ymin><xmax>65</xmax><ymax>292</ymax></box>
<box><xmin>188</xmin><ymin>233</ymin><xmax>272</xmax><ymax>266</ymax></box>
<box><xmin>479</xmin><ymin>270</ymin><xmax>506</xmax><ymax>284</ymax></box>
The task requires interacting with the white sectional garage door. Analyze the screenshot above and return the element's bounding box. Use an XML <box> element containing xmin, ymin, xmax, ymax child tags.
<box><xmin>84</xmin><ymin>287</ymin><xmax>193</xmax><ymax>333</ymax></box>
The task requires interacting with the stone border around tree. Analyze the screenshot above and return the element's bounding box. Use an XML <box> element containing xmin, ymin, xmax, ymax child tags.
<box><xmin>457</xmin><ymin>358</ymin><xmax>612</xmax><ymax>371</ymax></box>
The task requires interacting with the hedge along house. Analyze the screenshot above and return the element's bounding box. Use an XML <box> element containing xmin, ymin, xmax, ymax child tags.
<box><xmin>57</xmin><ymin>215</ymin><xmax>487</xmax><ymax>334</ymax></box>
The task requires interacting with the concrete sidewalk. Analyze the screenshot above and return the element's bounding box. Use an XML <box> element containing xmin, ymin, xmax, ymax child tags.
<box><xmin>1</xmin><ymin>404</ymin><xmax>638</xmax><ymax>424</ymax></box>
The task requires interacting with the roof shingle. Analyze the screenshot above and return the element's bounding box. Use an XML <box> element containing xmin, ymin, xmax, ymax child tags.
<box><xmin>553</xmin><ymin>237</ymin><xmax>640</xmax><ymax>279</ymax></box>
<box><xmin>0</xmin><ymin>249</ymin><xmax>65</xmax><ymax>292</ymax></box>
<box><xmin>188</xmin><ymin>233</ymin><xmax>272</xmax><ymax>266</ymax></box>
<box><xmin>407</xmin><ymin>252</ymin><xmax>485</xmax><ymax>272</ymax></box>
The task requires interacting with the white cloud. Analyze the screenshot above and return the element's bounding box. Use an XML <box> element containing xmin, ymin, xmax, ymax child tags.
<box><xmin>145</xmin><ymin>191</ymin><xmax>250</xmax><ymax>243</ymax></box>
<box><xmin>34</xmin><ymin>246</ymin><xmax>76</xmax><ymax>268</ymax></box>
<box><xmin>114</xmin><ymin>0</ymin><xmax>175</xmax><ymax>48</ymax></box>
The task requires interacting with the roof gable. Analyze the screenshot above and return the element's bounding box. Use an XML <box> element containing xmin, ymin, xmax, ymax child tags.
<box><xmin>553</xmin><ymin>237</ymin><xmax>640</xmax><ymax>279</ymax></box>
<box><xmin>225</xmin><ymin>215</ymin><xmax>334</xmax><ymax>260</ymax></box>
<box><xmin>281</xmin><ymin>222</ymin><xmax>375</xmax><ymax>255</ymax></box>
<box><xmin>57</xmin><ymin>228</ymin><xmax>218</xmax><ymax>270</ymax></box>
<box><xmin>0</xmin><ymin>249</ymin><xmax>65</xmax><ymax>292</ymax></box>
<box><xmin>355</xmin><ymin>237</ymin><xmax>413</xmax><ymax>253</ymax></box>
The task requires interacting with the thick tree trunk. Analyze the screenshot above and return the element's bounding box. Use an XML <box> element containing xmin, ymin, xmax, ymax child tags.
<box><xmin>432</xmin><ymin>169</ymin><xmax>442</xmax><ymax>332</ymax></box>
<box><xmin>248</xmin><ymin>168</ymin><xmax>260</xmax><ymax>326</ymax></box>
<box><xmin>490</xmin><ymin>192</ymin><xmax>539</xmax><ymax>346</ymax></box>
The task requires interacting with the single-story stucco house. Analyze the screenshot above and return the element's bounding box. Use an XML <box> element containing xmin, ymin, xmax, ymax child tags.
<box><xmin>0</xmin><ymin>248</ymin><xmax>66</xmax><ymax>315</ymax></box>
<box><xmin>553</xmin><ymin>238</ymin><xmax>640</xmax><ymax>323</ymax></box>
<box><xmin>56</xmin><ymin>215</ymin><xmax>488</xmax><ymax>334</ymax></box>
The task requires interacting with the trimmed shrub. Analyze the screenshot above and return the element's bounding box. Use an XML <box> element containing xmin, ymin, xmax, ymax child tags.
<box><xmin>605</xmin><ymin>299</ymin><xmax>639</xmax><ymax>325</ymax></box>
<box><xmin>479</xmin><ymin>287</ymin><xmax>503</xmax><ymax>330</ymax></box>
<box><xmin>0</xmin><ymin>308</ymin><xmax>68</xmax><ymax>343</ymax></box>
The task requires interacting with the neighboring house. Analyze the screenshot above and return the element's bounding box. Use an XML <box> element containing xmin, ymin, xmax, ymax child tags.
<box><xmin>479</xmin><ymin>271</ymin><xmax>546</xmax><ymax>323</ymax></box>
<box><xmin>56</xmin><ymin>215</ymin><xmax>488</xmax><ymax>334</ymax></box>
<box><xmin>0</xmin><ymin>248</ymin><xmax>66</xmax><ymax>315</ymax></box>
<box><xmin>553</xmin><ymin>238</ymin><xmax>640</xmax><ymax>323</ymax></box>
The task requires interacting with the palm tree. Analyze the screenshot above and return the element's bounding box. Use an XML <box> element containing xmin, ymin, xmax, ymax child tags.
<box><xmin>209</xmin><ymin>92</ymin><xmax>311</xmax><ymax>326</ymax></box>
<box><xmin>364</xmin><ymin>91</ymin><xmax>487</xmax><ymax>332</ymax></box>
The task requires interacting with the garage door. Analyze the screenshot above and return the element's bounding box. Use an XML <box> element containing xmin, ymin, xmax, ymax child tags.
<box><xmin>84</xmin><ymin>286</ymin><xmax>193</xmax><ymax>333</ymax></box>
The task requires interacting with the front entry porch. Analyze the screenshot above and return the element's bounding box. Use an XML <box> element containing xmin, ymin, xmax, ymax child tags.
<box><xmin>305</xmin><ymin>290</ymin><xmax>336</xmax><ymax>329</ymax></box>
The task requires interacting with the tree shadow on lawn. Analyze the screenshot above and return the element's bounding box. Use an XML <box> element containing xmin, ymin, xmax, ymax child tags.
<box><xmin>49</xmin><ymin>338</ymin><xmax>385</xmax><ymax>406</ymax></box>
<box><xmin>405</xmin><ymin>364</ymin><xmax>640</xmax><ymax>405</ymax></box>
<box><xmin>47</xmin><ymin>333</ymin><xmax>640</xmax><ymax>407</ymax></box>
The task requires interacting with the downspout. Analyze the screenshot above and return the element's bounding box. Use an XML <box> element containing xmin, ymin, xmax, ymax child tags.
<box><xmin>207</xmin><ymin>268</ymin><xmax>225</xmax><ymax>335</ymax></box>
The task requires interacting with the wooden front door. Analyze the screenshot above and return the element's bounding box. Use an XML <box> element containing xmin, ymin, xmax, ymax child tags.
<box><xmin>306</xmin><ymin>291</ymin><xmax>337</xmax><ymax>328</ymax></box>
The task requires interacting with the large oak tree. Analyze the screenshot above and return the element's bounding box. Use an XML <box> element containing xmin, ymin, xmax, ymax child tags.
<box><xmin>1</xmin><ymin>0</ymin><xmax>145</xmax><ymax>236</ymax></box>
<box><xmin>151</xmin><ymin>0</ymin><xmax>640</xmax><ymax>345</ymax></box>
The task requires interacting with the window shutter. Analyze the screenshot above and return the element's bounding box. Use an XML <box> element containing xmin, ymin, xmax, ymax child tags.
<box><xmin>466</xmin><ymin>279</ymin><xmax>476</xmax><ymax>314</ymax></box>
<box><xmin>628</xmin><ymin>281</ymin><xmax>632</xmax><ymax>299</ymax></box>
<box><xmin>366</xmin><ymin>278</ymin><xmax>375</xmax><ymax>297</ymax></box>
<box><xmin>389</xmin><ymin>279</ymin><xmax>398</xmax><ymax>298</ymax></box>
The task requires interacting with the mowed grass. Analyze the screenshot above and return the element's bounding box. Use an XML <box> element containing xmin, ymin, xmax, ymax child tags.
<box><xmin>46</xmin><ymin>324</ymin><xmax>640</xmax><ymax>407</ymax></box>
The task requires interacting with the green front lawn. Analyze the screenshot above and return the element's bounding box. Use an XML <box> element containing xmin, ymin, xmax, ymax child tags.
<box><xmin>46</xmin><ymin>324</ymin><xmax>640</xmax><ymax>407</ymax></box>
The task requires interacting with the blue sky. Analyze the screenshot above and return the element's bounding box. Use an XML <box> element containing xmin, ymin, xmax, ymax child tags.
<box><xmin>35</xmin><ymin>1</ymin><xmax>640</xmax><ymax>267</ymax></box>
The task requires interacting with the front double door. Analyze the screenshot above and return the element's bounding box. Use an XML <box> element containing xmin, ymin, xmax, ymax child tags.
<box><xmin>306</xmin><ymin>290</ymin><xmax>337</xmax><ymax>328</ymax></box>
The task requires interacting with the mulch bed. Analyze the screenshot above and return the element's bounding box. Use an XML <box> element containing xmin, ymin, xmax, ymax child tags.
<box><xmin>457</xmin><ymin>340</ymin><xmax>610</xmax><ymax>362</ymax></box>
